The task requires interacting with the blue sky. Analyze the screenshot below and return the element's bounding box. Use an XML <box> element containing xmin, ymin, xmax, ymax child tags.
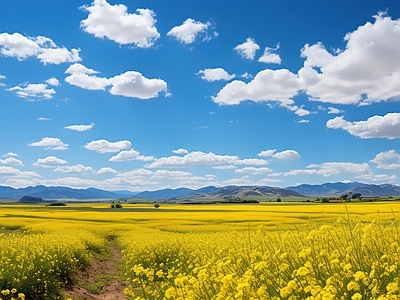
<box><xmin>1</xmin><ymin>0</ymin><xmax>400</xmax><ymax>192</ymax></box>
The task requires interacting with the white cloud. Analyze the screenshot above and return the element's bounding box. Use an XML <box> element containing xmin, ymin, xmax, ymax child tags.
<box><xmin>371</xmin><ymin>174</ymin><xmax>397</xmax><ymax>182</ymax></box>
<box><xmin>65</xmin><ymin>63</ymin><xmax>109</xmax><ymax>91</ymax></box>
<box><xmin>8</xmin><ymin>83</ymin><xmax>56</xmax><ymax>99</ymax></box>
<box><xmin>108</xmin><ymin>71</ymin><xmax>168</xmax><ymax>99</ymax></box>
<box><xmin>80</xmin><ymin>0</ymin><xmax>160</xmax><ymax>48</ymax></box>
<box><xmin>299</xmin><ymin>13</ymin><xmax>400</xmax><ymax>105</ymax></box>
<box><xmin>146</xmin><ymin>151</ymin><xmax>239</xmax><ymax>168</ymax></box>
<box><xmin>45</xmin><ymin>77</ymin><xmax>59</xmax><ymax>86</ymax></box>
<box><xmin>294</xmin><ymin>107</ymin><xmax>310</xmax><ymax>117</ymax></box>
<box><xmin>298</xmin><ymin>119</ymin><xmax>310</xmax><ymax>123</ymax></box>
<box><xmin>235</xmin><ymin>158</ymin><xmax>268</xmax><ymax>166</ymax></box>
<box><xmin>280</xmin><ymin>162</ymin><xmax>371</xmax><ymax>178</ymax></box>
<box><xmin>273</xmin><ymin>150</ymin><xmax>300</xmax><ymax>160</ymax></box>
<box><xmin>32</xmin><ymin>156</ymin><xmax>68</xmax><ymax>168</ymax></box>
<box><xmin>370</xmin><ymin>150</ymin><xmax>400</xmax><ymax>169</ymax></box>
<box><xmin>117</xmin><ymin>168</ymin><xmax>153</xmax><ymax>178</ymax></box>
<box><xmin>29</xmin><ymin>137</ymin><xmax>68</xmax><ymax>150</ymax></box>
<box><xmin>0</xmin><ymin>157</ymin><xmax>23</xmax><ymax>166</ymax></box>
<box><xmin>258</xmin><ymin>149</ymin><xmax>276</xmax><ymax>157</ymax></box>
<box><xmin>197</xmin><ymin>68</ymin><xmax>235</xmax><ymax>82</ymax></box>
<box><xmin>38</xmin><ymin>117</ymin><xmax>50</xmax><ymax>121</ymax></box>
<box><xmin>3</xmin><ymin>152</ymin><xmax>18</xmax><ymax>157</ymax></box>
<box><xmin>306</xmin><ymin>162</ymin><xmax>370</xmax><ymax>177</ymax></box>
<box><xmin>0</xmin><ymin>166</ymin><xmax>40</xmax><ymax>178</ymax></box>
<box><xmin>212</xmin><ymin>68</ymin><xmax>302</xmax><ymax>108</ymax></box>
<box><xmin>0</xmin><ymin>32</ymin><xmax>81</xmax><ymax>64</ymax></box>
<box><xmin>234</xmin><ymin>38</ymin><xmax>260</xmax><ymax>60</ymax></box>
<box><xmin>167</xmin><ymin>18</ymin><xmax>212</xmax><ymax>44</ymax></box>
<box><xmin>54</xmin><ymin>164</ymin><xmax>94</xmax><ymax>173</ymax></box>
<box><xmin>258</xmin><ymin>44</ymin><xmax>282</xmax><ymax>64</ymax></box>
<box><xmin>97</xmin><ymin>167</ymin><xmax>118</xmax><ymax>174</ymax></box>
<box><xmin>109</xmin><ymin>149</ymin><xmax>140</xmax><ymax>162</ymax></box>
<box><xmin>151</xmin><ymin>169</ymin><xmax>193</xmax><ymax>179</ymax></box>
<box><xmin>172</xmin><ymin>148</ymin><xmax>189</xmax><ymax>155</ymax></box>
<box><xmin>235</xmin><ymin>167</ymin><xmax>272</xmax><ymax>175</ymax></box>
<box><xmin>65</xmin><ymin>64</ymin><xmax>168</xmax><ymax>99</ymax></box>
<box><xmin>326</xmin><ymin>113</ymin><xmax>400</xmax><ymax>139</ymax></box>
<box><xmin>64</xmin><ymin>123</ymin><xmax>94</xmax><ymax>132</ymax></box>
<box><xmin>84</xmin><ymin>139</ymin><xmax>131</xmax><ymax>153</ymax></box>
<box><xmin>213</xmin><ymin>165</ymin><xmax>237</xmax><ymax>170</ymax></box>
<box><xmin>327</xmin><ymin>106</ymin><xmax>344</xmax><ymax>114</ymax></box>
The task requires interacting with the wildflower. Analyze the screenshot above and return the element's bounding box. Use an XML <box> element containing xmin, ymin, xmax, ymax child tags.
<box><xmin>386</xmin><ymin>282</ymin><xmax>399</xmax><ymax>293</ymax></box>
<box><xmin>352</xmin><ymin>292</ymin><xmax>362</xmax><ymax>300</ymax></box>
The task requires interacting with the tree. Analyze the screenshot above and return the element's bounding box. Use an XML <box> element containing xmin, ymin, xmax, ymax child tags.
<box><xmin>340</xmin><ymin>194</ymin><xmax>349</xmax><ymax>200</ymax></box>
<box><xmin>154</xmin><ymin>204</ymin><xmax>160</xmax><ymax>208</ymax></box>
<box><xmin>277</xmin><ymin>197</ymin><xmax>282</xmax><ymax>202</ymax></box>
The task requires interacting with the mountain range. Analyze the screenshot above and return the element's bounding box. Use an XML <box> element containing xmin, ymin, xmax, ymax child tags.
<box><xmin>0</xmin><ymin>182</ymin><xmax>399</xmax><ymax>201</ymax></box>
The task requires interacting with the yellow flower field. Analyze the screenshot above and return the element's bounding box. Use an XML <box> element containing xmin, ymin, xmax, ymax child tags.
<box><xmin>0</xmin><ymin>201</ymin><xmax>399</xmax><ymax>299</ymax></box>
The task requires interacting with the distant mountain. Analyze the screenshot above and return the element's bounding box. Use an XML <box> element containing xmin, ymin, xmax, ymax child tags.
<box><xmin>0</xmin><ymin>182</ymin><xmax>399</xmax><ymax>201</ymax></box>
<box><xmin>0</xmin><ymin>185</ymin><xmax>125</xmax><ymax>200</ymax></box>
<box><xmin>134</xmin><ymin>188</ymin><xmax>196</xmax><ymax>199</ymax></box>
<box><xmin>133</xmin><ymin>185</ymin><xmax>303</xmax><ymax>200</ymax></box>
<box><xmin>286</xmin><ymin>182</ymin><xmax>400</xmax><ymax>197</ymax></box>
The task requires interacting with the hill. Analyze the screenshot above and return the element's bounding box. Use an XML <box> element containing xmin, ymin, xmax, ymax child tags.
<box><xmin>133</xmin><ymin>185</ymin><xmax>303</xmax><ymax>201</ymax></box>
<box><xmin>286</xmin><ymin>182</ymin><xmax>400</xmax><ymax>197</ymax></box>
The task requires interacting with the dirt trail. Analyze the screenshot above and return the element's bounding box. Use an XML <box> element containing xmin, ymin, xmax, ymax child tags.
<box><xmin>63</xmin><ymin>241</ymin><xmax>126</xmax><ymax>300</ymax></box>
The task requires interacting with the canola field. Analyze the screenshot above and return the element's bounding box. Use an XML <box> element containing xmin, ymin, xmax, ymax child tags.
<box><xmin>0</xmin><ymin>201</ymin><xmax>400</xmax><ymax>299</ymax></box>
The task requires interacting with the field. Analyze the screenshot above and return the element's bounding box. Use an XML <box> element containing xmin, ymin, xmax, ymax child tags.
<box><xmin>0</xmin><ymin>201</ymin><xmax>400</xmax><ymax>299</ymax></box>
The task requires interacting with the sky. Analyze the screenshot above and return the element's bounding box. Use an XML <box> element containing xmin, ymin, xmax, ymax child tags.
<box><xmin>1</xmin><ymin>0</ymin><xmax>400</xmax><ymax>192</ymax></box>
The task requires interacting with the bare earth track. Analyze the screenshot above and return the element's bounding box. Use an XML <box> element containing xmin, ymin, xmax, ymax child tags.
<box><xmin>63</xmin><ymin>241</ymin><xmax>126</xmax><ymax>300</ymax></box>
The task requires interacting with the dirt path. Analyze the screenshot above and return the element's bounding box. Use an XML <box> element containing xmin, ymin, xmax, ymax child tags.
<box><xmin>63</xmin><ymin>241</ymin><xmax>126</xmax><ymax>300</ymax></box>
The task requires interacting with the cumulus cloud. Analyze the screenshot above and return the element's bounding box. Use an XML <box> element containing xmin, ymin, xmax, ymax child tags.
<box><xmin>109</xmin><ymin>149</ymin><xmax>140</xmax><ymax>162</ymax></box>
<box><xmin>32</xmin><ymin>156</ymin><xmax>68</xmax><ymax>168</ymax></box>
<box><xmin>64</xmin><ymin>123</ymin><xmax>94</xmax><ymax>132</ymax></box>
<box><xmin>327</xmin><ymin>106</ymin><xmax>344</xmax><ymax>114</ymax></box>
<box><xmin>84</xmin><ymin>139</ymin><xmax>131</xmax><ymax>153</ymax></box>
<box><xmin>326</xmin><ymin>113</ymin><xmax>400</xmax><ymax>139</ymax></box>
<box><xmin>234</xmin><ymin>38</ymin><xmax>260</xmax><ymax>60</ymax></box>
<box><xmin>65</xmin><ymin>63</ymin><xmax>109</xmax><ymax>91</ymax></box>
<box><xmin>0</xmin><ymin>157</ymin><xmax>23</xmax><ymax>166</ymax></box>
<box><xmin>80</xmin><ymin>0</ymin><xmax>160</xmax><ymax>47</ymax></box>
<box><xmin>29</xmin><ymin>137</ymin><xmax>68</xmax><ymax>150</ymax></box>
<box><xmin>45</xmin><ymin>77</ymin><xmax>59</xmax><ymax>86</ymax></box>
<box><xmin>172</xmin><ymin>148</ymin><xmax>189</xmax><ymax>155</ymax></box>
<box><xmin>213</xmin><ymin>13</ymin><xmax>400</xmax><ymax>114</ymax></box>
<box><xmin>97</xmin><ymin>167</ymin><xmax>118</xmax><ymax>174</ymax></box>
<box><xmin>258</xmin><ymin>44</ymin><xmax>282</xmax><ymax>64</ymax></box>
<box><xmin>299</xmin><ymin>13</ymin><xmax>400</xmax><ymax>105</ymax></box>
<box><xmin>272</xmin><ymin>150</ymin><xmax>300</xmax><ymax>160</ymax></box>
<box><xmin>54</xmin><ymin>164</ymin><xmax>94</xmax><ymax>173</ymax></box>
<box><xmin>0</xmin><ymin>32</ymin><xmax>81</xmax><ymax>64</ymax></box>
<box><xmin>370</xmin><ymin>150</ymin><xmax>400</xmax><ymax>169</ymax></box>
<box><xmin>108</xmin><ymin>71</ymin><xmax>168</xmax><ymax>99</ymax></box>
<box><xmin>257</xmin><ymin>149</ymin><xmax>277</xmax><ymax>157</ymax></box>
<box><xmin>3</xmin><ymin>152</ymin><xmax>18</xmax><ymax>157</ymax></box>
<box><xmin>212</xmin><ymin>68</ymin><xmax>302</xmax><ymax>108</ymax></box>
<box><xmin>0</xmin><ymin>166</ymin><xmax>40</xmax><ymax>178</ymax></box>
<box><xmin>167</xmin><ymin>18</ymin><xmax>212</xmax><ymax>44</ymax></box>
<box><xmin>197</xmin><ymin>68</ymin><xmax>235</xmax><ymax>82</ymax></box>
<box><xmin>235</xmin><ymin>158</ymin><xmax>268</xmax><ymax>166</ymax></box>
<box><xmin>235</xmin><ymin>167</ymin><xmax>272</xmax><ymax>175</ymax></box>
<box><xmin>283</xmin><ymin>162</ymin><xmax>371</xmax><ymax>177</ymax></box>
<box><xmin>146</xmin><ymin>151</ymin><xmax>239</xmax><ymax>168</ymax></box>
<box><xmin>65</xmin><ymin>63</ymin><xmax>168</xmax><ymax>99</ymax></box>
<box><xmin>7</xmin><ymin>82</ymin><xmax>56</xmax><ymax>99</ymax></box>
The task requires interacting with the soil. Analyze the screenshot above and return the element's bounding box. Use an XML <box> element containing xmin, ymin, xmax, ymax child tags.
<box><xmin>63</xmin><ymin>241</ymin><xmax>126</xmax><ymax>300</ymax></box>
